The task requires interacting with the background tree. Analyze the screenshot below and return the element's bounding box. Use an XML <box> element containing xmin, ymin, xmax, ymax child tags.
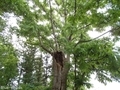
<box><xmin>0</xmin><ymin>18</ymin><xmax>18</xmax><ymax>88</ymax></box>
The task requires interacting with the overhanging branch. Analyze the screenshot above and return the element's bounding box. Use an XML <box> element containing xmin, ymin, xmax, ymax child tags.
<box><xmin>75</xmin><ymin>27</ymin><xmax>120</xmax><ymax>47</ymax></box>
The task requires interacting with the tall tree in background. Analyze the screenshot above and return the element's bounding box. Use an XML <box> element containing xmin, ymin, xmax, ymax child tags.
<box><xmin>0</xmin><ymin>17</ymin><xmax>18</xmax><ymax>88</ymax></box>
<box><xmin>0</xmin><ymin>40</ymin><xmax>18</xmax><ymax>87</ymax></box>
<box><xmin>0</xmin><ymin>0</ymin><xmax>120</xmax><ymax>90</ymax></box>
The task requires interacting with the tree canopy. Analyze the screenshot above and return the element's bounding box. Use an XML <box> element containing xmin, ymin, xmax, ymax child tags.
<box><xmin>0</xmin><ymin>0</ymin><xmax>120</xmax><ymax>90</ymax></box>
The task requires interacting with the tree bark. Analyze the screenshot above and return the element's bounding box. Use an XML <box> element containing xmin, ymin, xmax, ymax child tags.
<box><xmin>52</xmin><ymin>54</ymin><xmax>70</xmax><ymax>90</ymax></box>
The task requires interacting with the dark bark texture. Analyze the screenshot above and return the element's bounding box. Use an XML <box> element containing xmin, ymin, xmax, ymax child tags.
<box><xmin>52</xmin><ymin>52</ymin><xmax>70</xmax><ymax>90</ymax></box>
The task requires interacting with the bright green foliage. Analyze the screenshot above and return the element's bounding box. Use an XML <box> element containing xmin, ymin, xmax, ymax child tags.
<box><xmin>0</xmin><ymin>39</ymin><xmax>18</xmax><ymax>86</ymax></box>
<box><xmin>74</xmin><ymin>40</ymin><xmax>120</xmax><ymax>83</ymax></box>
<box><xmin>0</xmin><ymin>0</ymin><xmax>30</xmax><ymax>17</ymax></box>
<box><xmin>0</xmin><ymin>0</ymin><xmax>120</xmax><ymax>90</ymax></box>
<box><xmin>0</xmin><ymin>17</ymin><xmax>6</xmax><ymax>32</ymax></box>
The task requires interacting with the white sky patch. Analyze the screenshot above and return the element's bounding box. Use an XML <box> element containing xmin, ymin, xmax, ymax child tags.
<box><xmin>86</xmin><ymin>10</ymin><xmax>92</xmax><ymax>15</ymax></box>
<box><xmin>11</xmin><ymin>34</ymin><xmax>26</xmax><ymax>51</ymax></box>
<box><xmin>7</xmin><ymin>16</ymin><xmax>18</xmax><ymax>27</ymax></box>
<box><xmin>28</xmin><ymin>0</ymin><xmax>34</xmax><ymax>7</ymax></box>
<box><xmin>37</xmin><ymin>20</ymin><xmax>49</xmax><ymax>25</ymax></box>
<box><xmin>115</xmin><ymin>41</ymin><xmax>120</xmax><ymax>47</ymax></box>
<box><xmin>88</xmin><ymin>26</ymin><xmax>112</xmax><ymax>39</ymax></box>
<box><xmin>3</xmin><ymin>13</ymin><xmax>19</xmax><ymax>28</ymax></box>
<box><xmin>97</xmin><ymin>3</ymin><xmax>111</xmax><ymax>13</ymax></box>
<box><xmin>89</xmin><ymin>74</ymin><xmax>120</xmax><ymax>90</ymax></box>
<box><xmin>97</xmin><ymin>8</ymin><xmax>107</xmax><ymax>13</ymax></box>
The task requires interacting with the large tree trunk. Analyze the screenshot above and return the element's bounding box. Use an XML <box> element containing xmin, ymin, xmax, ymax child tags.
<box><xmin>52</xmin><ymin>53</ymin><xmax>70</xmax><ymax>90</ymax></box>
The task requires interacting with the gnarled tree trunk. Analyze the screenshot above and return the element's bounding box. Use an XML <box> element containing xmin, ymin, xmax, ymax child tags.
<box><xmin>52</xmin><ymin>52</ymin><xmax>70</xmax><ymax>90</ymax></box>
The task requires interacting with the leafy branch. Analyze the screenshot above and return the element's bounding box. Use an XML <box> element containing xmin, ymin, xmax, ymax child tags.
<box><xmin>37</xmin><ymin>31</ymin><xmax>52</xmax><ymax>55</ymax></box>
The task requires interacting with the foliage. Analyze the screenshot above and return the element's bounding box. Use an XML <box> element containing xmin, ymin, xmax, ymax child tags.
<box><xmin>0</xmin><ymin>0</ymin><xmax>120</xmax><ymax>90</ymax></box>
<box><xmin>74</xmin><ymin>39</ymin><xmax>120</xmax><ymax>84</ymax></box>
<box><xmin>0</xmin><ymin>38</ymin><xmax>18</xmax><ymax>86</ymax></box>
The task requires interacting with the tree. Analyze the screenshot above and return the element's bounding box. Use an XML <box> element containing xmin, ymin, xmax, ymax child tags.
<box><xmin>18</xmin><ymin>43</ymin><xmax>51</xmax><ymax>90</ymax></box>
<box><xmin>0</xmin><ymin>32</ymin><xmax>18</xmax><ymax>87</ymax></box>
<box><xmin>0</xmin><ymin>0</ymin><xmax>120</xmax><ymax>90</ymax></box>
<box><xmin>0</xmin><ymin>15</ymin><xmax>18</xmax><ymax>90</ymax></box>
